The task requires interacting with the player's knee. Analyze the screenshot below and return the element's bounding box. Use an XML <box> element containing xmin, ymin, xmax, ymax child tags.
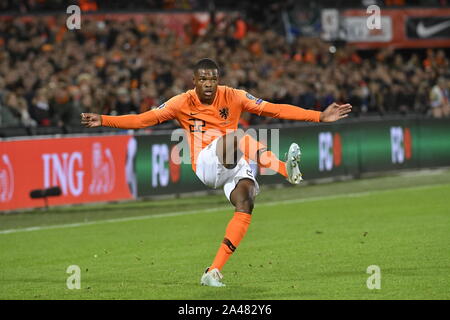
<box><xmin>235</xmin><ymin>195</ymin><xmax>254</xmax><ymax>214</ymax></box>
<box><xmin>231</xmin><ymin>179</ymin><xmax>256</xmax><ymax>213</ymax></box>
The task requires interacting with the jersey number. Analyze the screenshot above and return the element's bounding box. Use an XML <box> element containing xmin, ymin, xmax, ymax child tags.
<box><xmin>189</xmin><ymin>118</ymin><xmax>206</xmax><ymax>133</ymax></box>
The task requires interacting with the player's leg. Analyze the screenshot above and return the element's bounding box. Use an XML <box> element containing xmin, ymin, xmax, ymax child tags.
<box><xmin>215</xmin><ymin>130</ymin><xmax>243</xmax><ymax>169</ymax></box>
<box><xmin>216</xmin><ymin>130</ymin><xmax>289</xmax><ymax>179</ymax></box>
<box><xmin>239</xmin><ymin>134</ymin><xmax>287</xmax><ymax>177</ymax></box>
<box><xmin>201</xmin><ymin>179</ymin><xmax>256</xmax><ymax>287</ymax></box>
<box><xmin>208</xmin><ymin>179</ymin><xmax>255</xmax><ymax>270</ymax></box>
<box><xmin>239</xmin><ymin>134</ymin><xmax>303</xmax><ymax>184</ymax></box>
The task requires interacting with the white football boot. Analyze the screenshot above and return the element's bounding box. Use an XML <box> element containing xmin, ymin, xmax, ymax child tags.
<box><xmin>285</xmin><ymin>143</ymin><xmax>303</xmax><ymax>184</ymax></box>
<box><xmin>200</xmin><ymin>268</ymin><xmax>226</xmax><ymax>287</ymax></box>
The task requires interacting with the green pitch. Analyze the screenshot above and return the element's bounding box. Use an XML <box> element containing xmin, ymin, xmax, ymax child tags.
<box><xmin>1</xmin><ymin>169</ymin><xmax>450</xmax><ymax>300</ymax></box>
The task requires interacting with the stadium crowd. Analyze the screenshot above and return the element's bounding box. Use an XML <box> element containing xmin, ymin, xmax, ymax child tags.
<box><xmin>0</xmin><ymin>13</ymin><xmax>449</xmax><ymax>131</ymax></box>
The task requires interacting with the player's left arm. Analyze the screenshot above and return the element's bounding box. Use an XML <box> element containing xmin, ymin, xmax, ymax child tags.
<box><xmin>237</xmin><ymin>89</ymin><xmax>351</xmax><ymax>122</ymax></box>
<box><xmin>81</xmin><ymin>96</ymin><xmax>180</xmax><ymax>129</ymax></box>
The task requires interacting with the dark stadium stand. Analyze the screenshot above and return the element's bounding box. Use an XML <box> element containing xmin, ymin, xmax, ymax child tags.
<box><xmin>0</xmin><ymin>0</ymin><xmax>449</xmax><ymax>138</ymax></box>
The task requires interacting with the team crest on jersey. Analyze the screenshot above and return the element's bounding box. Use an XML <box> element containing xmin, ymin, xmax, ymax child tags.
<box><xmin>219</xmin><ymin>107</ymin><xmax>229</xmax><ymax>119</ymax></box>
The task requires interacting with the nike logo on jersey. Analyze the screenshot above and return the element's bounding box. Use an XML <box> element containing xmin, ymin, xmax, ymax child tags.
<box><xmin>416</xmin><ymin>20</ymin><xmax>450</xmax><ymax>38</ymax></box>
<box><xmin>190</xmin><ymin>112</ymin><xmax>200</xmax><ymax>116</ymax></box>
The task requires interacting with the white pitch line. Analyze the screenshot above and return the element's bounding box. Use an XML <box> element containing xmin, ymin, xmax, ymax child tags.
<box><xmin>0</xmin><ymin>183</ymin><xmax>448</xmax><ymax>235</ymax></box>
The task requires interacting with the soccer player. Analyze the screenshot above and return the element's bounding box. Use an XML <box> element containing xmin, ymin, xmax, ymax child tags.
<box><xmin>81</xmin><ymin>58</ymin><xmax>351</xmax><ymax>287</ymax></box>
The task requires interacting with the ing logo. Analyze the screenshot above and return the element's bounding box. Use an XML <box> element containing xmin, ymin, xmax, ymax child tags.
<box><xmin>0</xmin><ymin>155</ymin><xmax>14</xmax><ymax>203</ymax></box>
<box><xmin>42</xmin><ymin>152</ymin><xmax>84</xmax><ymax>197</ymax></box>
<box><xmin>89</xmin><ymin>143</ymin><xmax>115</xmax><ymax>195</ymax></box>
<box><xmin>391</xmin><ymin>127</ymin><xmax>412</xmax><ymax>164</ymax></box>
<box><xmin>319</xmin><ymin>132</ymin><xmax>342</xmax><ymax>172</ymax></box>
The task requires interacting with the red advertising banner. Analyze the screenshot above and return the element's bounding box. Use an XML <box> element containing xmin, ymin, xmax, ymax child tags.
<box><xmin>342</xmin><ymin>8</ymin><xmax>450</xmax><ymax>49</ymax></box>
<box><xmin>0</xmin><ymin>135</ymin><xmax>134</xmax><ymax>211</ymax></box>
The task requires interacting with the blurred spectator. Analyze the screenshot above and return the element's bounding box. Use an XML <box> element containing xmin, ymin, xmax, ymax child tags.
<box><xmin>298</xmin><ymin>83</ymin><xmax>317</xmax><ymax>110</ymax></box>
<box><xmin>0</xmin><ymin>13</ymin><xmax>449</xmax><ymax>133</ymax></box>
<box><xmin>114</xmin><ymin>87</ymin><xmax>138</xmax><ymax>115</ymax></box>
<box><xmin>429</xmin><ymin>77</ymin><xmax>450</xmax><ymax>118</ymax></box>
<box><xmin>1</xmin><ymin>91</ymin><xmax>36</xmax><ymax>127</ymax></box>
<box><xmin>30</xmin><ymin>88</ymin><xmax>51</xmax><ymax>126</ymax></box>
<box><xmin>414</xmin><ymin>81</ymin><xmax>430</xmax><ymax>115</ymax></box>
<box><xmin>1</xmin><ymin>97</ymin><xmax>21</xmax><ymax>127</ymax></box>
<box><xmin>368</xmin><ymin>81</ymin><xmax>386</xmax><ymax>115</ymax></box>
<box><xmin>51</xmin><ymin>84</ymin><xmax>83</xmax><ymax>128</ymax></box>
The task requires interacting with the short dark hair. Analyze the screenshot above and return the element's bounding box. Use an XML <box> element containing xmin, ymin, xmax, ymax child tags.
<box><xmin>194</xmin><ymin>58</ymin><xmax>219</xmax><ymax>74</ymax></box>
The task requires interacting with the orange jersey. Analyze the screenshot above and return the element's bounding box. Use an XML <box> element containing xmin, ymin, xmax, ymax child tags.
<box><xmin>102</xmin><ymin>85</ymin><xmax>321</xmax><ymax>170</ymax></box>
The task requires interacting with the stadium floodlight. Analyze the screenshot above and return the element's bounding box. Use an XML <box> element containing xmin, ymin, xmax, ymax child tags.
<box><xmin>29</xmin><ymin>186</ymin><xmax>62</xmax><ymax>209</ymax></box>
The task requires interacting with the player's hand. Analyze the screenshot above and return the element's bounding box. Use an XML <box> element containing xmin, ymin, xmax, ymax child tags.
<box><xmin>81</xmin><ymin>113</ymin><xmax>102</xmax><ymax>128</ymax></box>
<box><xmin>320</xmin><ymin>103</ymin><xmax>352</xmax><ymax>122</ymax></box>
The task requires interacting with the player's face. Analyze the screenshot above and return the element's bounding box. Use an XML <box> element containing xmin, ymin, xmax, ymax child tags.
<box><xmin>194</xmin><ymin>68</ymin><xmax>219</xmax><ymax>105</ymax></box>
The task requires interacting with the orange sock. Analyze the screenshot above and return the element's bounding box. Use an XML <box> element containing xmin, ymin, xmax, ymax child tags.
<box><xmin>209</xmin><ymin>212</ymin><xmax>252</xmax><ymax>271</ymax></box>
<box><xmin>239</xmin><ymin>135</ymin><xmax>287</xmax><ymax>178</ymax></box>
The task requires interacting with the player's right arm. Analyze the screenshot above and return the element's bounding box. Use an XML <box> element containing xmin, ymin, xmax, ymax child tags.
<box><xmin>81</xmin><ymin>97</ymin><xmax>179</xmax><ymax>129</ymax></box>
<box><xmin>233</xmin><ymin>89</ymin><xmax>351</xmax><ymax>123</ymax></box>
